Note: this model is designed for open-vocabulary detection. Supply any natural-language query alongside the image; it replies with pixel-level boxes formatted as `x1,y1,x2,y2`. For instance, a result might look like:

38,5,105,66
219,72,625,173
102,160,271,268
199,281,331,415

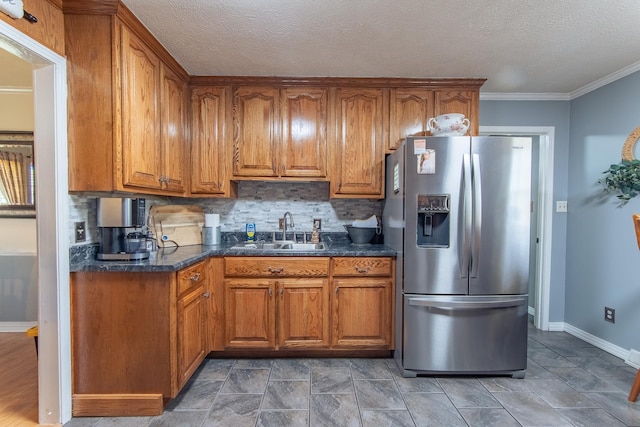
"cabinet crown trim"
190,76,486,89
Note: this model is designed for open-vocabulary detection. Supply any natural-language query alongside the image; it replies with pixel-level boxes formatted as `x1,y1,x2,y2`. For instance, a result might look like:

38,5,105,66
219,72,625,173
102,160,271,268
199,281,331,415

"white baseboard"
0,321,37,332
547,321,565,332
559,322,631,364
625,349,640,369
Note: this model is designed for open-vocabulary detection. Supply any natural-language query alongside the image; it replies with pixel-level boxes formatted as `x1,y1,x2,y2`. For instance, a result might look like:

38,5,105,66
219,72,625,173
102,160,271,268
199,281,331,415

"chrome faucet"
282,211,294,241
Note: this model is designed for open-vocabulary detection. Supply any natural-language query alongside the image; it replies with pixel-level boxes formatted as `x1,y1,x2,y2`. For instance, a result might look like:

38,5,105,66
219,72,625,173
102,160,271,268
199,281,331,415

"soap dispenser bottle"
246,220,256,242
310,224,320,243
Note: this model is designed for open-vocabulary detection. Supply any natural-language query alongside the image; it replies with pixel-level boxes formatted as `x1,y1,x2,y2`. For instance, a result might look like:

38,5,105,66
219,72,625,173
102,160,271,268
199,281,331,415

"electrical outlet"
605,306,615,323
75,221,86,242
313,218,322,230
556,200,568,212
279,218,284,230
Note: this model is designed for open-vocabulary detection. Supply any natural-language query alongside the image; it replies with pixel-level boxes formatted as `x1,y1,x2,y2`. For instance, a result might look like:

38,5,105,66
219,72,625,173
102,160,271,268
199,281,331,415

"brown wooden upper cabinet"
389,88,479,151
434,89,479,135
330,88,386,199
232,87,328,180
65,6,189,196
65,2,483,199
190,86,236,197
120,28,188,194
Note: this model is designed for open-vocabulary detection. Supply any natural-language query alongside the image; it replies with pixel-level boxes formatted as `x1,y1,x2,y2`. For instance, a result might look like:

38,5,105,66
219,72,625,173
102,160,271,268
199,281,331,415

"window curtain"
0,150,29,205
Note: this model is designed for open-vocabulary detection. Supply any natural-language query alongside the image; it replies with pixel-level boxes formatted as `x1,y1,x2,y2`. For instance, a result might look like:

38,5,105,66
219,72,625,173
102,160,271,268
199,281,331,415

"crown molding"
569,59,640,99
480,92,570,101
481,60,640,102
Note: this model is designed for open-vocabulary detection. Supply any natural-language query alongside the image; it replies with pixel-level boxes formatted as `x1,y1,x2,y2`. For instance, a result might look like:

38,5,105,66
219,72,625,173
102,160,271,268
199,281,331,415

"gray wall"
0,255,37,322
567,71,640,352
480,100,571,323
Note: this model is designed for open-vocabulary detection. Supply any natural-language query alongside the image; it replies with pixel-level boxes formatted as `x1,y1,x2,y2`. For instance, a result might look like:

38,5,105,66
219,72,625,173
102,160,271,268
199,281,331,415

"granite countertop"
70,233,396,273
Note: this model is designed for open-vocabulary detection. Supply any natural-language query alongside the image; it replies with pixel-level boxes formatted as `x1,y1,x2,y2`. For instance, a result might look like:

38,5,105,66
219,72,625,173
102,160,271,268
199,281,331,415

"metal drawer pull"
268,267,284,274
355,266,371,274
202,291,210,299
189,272,201,281
408,297,525,309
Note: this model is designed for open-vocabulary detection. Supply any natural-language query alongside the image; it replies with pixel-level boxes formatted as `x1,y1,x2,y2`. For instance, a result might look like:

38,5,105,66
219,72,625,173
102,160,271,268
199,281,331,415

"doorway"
0,20,71,425
480,126,555,331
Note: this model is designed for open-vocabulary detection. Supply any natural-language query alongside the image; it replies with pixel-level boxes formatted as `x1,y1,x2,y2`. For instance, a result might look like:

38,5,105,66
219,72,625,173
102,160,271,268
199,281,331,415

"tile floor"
64,323,640,427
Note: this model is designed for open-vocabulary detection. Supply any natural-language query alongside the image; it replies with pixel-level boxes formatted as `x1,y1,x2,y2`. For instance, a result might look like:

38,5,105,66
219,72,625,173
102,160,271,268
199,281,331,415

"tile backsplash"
69,181,384,246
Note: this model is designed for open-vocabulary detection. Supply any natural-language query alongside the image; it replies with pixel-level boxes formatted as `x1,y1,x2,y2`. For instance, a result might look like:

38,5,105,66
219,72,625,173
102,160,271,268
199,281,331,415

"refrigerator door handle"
460,154,472,278
470,153,482,278
407,297,526,309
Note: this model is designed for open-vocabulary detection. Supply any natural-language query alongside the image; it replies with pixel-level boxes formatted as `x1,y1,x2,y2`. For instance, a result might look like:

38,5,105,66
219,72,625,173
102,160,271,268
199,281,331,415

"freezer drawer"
402,295,527,375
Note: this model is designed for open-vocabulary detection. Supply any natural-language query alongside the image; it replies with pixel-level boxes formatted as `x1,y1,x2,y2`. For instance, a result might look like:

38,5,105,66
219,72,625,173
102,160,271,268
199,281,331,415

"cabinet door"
232,87,279,177
389,89,434,151
331,88,385,198
280,87,328,178
120,25,162,190
177,285,207,390
191,86,229,194
224,279,276,349
277,278,330,349
160,63,187,194
332,278,392,348
434,89,479,135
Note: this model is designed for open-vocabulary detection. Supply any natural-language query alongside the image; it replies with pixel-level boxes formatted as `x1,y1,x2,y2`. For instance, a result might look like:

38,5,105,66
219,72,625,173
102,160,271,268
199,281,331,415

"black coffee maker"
96,197,149,261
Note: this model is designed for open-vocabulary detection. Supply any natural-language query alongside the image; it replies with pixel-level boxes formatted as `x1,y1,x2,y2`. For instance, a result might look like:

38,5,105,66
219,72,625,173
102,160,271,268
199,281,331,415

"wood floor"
0,332,39,426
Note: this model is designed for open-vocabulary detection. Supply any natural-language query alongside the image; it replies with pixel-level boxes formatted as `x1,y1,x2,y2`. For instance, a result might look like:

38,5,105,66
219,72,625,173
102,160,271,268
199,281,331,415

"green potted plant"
599,158,640,205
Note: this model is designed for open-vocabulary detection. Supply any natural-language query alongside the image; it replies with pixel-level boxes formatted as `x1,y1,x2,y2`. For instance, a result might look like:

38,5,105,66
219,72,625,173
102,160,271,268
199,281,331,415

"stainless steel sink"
230,241,327,251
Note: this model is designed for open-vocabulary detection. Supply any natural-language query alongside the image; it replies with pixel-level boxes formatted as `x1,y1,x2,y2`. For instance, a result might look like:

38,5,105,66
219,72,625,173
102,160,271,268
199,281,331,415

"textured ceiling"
119,0,640,96
1,2,639,96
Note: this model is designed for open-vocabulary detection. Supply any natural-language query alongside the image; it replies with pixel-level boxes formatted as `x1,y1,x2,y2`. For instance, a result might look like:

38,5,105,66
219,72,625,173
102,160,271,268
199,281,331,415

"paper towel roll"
205,213,219,228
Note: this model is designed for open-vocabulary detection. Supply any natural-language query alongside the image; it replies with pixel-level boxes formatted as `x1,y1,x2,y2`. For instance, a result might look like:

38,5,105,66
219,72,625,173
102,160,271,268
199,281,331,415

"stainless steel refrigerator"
383,136,531,378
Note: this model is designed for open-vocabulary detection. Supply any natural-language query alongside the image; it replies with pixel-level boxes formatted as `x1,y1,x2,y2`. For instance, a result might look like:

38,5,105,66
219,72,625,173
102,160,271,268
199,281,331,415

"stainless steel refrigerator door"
469,137,532,295
403,136,470,295
402,294,528,374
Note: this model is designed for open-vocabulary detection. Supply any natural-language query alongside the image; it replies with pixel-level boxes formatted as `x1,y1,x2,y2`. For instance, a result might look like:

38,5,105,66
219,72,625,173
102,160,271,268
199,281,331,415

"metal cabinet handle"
279,288,284,296
268,267,284,274
335,287,339,294
202,291,210,299
189,272,201,281
355,266,371,274
268,288,273,296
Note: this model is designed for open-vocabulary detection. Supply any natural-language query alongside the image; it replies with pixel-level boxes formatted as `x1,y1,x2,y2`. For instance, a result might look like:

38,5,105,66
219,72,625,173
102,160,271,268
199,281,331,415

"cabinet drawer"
332,257,392,277
225,257,329,277
177,260,207,295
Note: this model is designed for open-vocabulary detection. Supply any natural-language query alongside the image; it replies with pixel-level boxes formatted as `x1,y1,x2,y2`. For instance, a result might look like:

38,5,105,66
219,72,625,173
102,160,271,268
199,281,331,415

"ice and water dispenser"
416,194,450,247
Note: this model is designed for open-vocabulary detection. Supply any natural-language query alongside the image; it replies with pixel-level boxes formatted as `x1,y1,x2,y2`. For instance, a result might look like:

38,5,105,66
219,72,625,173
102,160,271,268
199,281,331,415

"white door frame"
0,21,71,425
480,126,555,331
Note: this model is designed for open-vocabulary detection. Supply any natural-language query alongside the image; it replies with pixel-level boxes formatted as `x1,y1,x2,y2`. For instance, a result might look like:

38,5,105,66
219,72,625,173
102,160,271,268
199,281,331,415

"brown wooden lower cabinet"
224,278,277,349
69,255,393,416
278,278,330,349
70,260,210,416
331,277,392,348
222,257,331,350
219,256,393,352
